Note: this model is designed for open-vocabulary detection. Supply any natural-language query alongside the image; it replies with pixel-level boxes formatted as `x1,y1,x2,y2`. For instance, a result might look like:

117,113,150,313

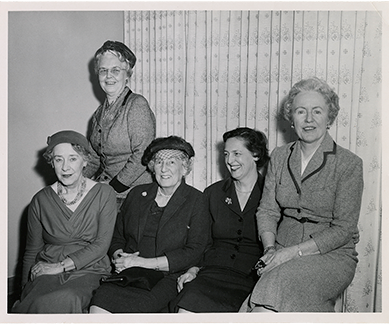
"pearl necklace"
57,177,86,205
157,187,174,198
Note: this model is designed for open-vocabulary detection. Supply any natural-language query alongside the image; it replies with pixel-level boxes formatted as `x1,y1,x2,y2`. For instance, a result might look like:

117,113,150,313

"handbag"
100,267,164,291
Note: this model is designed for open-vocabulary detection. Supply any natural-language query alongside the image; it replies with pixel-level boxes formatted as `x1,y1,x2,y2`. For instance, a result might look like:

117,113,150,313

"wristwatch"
60,261,66,272
297,245,303,257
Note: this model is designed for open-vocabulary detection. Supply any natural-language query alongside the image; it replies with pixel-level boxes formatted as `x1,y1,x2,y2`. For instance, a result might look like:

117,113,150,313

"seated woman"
240,78,364,312
169,127,270,313
89,136,211,313
12,130,117,313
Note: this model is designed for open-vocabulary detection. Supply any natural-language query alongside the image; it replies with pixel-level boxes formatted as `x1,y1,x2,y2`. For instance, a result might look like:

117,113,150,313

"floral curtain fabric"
124,10,381,312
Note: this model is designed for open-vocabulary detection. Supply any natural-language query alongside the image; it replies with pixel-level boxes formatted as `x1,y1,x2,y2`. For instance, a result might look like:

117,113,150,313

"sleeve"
114,95,156,189
21,198,45,286
83,113,101,179
66,187,117,269
108,194,133,257
256,148,283,239
310,156,364,254
197,186,215,266
164,193,211,273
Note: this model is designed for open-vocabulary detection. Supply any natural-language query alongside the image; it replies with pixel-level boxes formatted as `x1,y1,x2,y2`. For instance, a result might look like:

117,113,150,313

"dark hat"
142,136,195,166
46,130,89,153
96,40,136,69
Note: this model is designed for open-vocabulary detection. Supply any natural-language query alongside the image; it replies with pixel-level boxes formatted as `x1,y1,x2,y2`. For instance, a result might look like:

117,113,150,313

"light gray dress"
240,133,363,312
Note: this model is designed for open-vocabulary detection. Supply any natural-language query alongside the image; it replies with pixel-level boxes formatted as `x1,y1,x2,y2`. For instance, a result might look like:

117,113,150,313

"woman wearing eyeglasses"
84,40,156,210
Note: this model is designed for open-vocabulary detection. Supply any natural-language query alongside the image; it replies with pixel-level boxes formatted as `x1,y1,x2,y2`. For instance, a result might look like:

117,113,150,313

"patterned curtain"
124,10,381,312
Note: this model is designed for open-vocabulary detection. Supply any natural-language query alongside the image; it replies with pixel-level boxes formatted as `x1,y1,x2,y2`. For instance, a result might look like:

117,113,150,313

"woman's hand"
111,249,124,262
30,261,63,281
352,231,360,244
177,267,200,292
256,246,297,277
112,251,141,273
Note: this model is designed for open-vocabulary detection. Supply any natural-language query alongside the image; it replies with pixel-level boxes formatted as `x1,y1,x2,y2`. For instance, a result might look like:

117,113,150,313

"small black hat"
96,40,137,69
142,136,195,166
46,130,89,153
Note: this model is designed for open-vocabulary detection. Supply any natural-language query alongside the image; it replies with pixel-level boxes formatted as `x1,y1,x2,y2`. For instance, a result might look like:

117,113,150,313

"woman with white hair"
90,136,211,313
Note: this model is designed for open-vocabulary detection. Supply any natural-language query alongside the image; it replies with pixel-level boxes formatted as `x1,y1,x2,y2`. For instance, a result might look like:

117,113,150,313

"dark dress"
90,181,211,313
12,184,117,313
169,174,264,312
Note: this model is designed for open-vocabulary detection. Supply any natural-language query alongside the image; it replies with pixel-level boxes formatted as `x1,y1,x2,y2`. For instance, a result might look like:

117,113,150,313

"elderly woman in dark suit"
240,78,364,312
89,136,210,313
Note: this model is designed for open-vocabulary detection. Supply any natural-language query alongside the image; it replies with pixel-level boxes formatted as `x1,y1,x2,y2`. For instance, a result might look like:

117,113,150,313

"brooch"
142,191,147,197
225,197,232,205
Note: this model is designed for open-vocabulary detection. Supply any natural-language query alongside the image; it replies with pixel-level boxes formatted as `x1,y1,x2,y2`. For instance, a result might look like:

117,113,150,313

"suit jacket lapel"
287,142,302,195
243,174,264,214
158,181,188,233
137,183,158,242
301,133,337,183
220,178,243,216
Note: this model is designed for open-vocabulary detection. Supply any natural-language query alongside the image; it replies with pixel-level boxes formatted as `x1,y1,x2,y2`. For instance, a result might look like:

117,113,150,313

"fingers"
177,275,186,292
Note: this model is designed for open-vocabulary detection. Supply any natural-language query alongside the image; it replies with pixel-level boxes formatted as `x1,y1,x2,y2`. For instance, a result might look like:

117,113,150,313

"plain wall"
8,11,124,280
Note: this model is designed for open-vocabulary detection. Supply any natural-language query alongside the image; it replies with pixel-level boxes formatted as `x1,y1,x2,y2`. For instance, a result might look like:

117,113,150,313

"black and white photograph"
2,1,387,322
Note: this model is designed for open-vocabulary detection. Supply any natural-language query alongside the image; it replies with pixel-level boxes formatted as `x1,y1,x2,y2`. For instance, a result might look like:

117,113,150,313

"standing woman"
169,127,269,312
84,40,156,209
240,78,364,312
89,136,210,313
12,131,117,313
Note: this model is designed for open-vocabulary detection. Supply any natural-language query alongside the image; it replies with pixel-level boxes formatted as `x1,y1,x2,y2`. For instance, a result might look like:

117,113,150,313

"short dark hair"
223,127,269,169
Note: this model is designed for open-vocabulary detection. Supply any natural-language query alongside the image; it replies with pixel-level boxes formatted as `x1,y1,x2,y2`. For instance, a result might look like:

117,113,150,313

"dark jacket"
109,180,211,273
201,174,265,275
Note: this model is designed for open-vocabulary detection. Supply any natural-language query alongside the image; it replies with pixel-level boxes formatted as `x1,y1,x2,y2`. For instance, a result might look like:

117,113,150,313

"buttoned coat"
109,180,211,274
244,132,364,312
168,175,265,312
201,175,264,274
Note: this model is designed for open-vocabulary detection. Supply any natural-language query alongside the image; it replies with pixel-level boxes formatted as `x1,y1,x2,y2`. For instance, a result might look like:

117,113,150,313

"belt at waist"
285,215,319,224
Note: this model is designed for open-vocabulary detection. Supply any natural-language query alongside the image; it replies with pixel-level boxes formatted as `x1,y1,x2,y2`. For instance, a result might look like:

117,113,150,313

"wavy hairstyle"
281,77,340,126
94,40,136,79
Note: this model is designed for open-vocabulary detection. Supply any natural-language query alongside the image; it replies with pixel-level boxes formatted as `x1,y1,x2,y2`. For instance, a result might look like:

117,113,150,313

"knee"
89,305,111,313
35,288,84,312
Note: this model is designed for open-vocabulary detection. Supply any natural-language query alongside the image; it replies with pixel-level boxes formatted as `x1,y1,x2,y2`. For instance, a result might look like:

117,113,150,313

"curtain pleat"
124,10,381,312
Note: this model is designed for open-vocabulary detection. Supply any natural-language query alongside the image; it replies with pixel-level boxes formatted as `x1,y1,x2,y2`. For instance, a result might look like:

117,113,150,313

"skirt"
240,251,357,312
12,272,103,313
169,266,258,312
90,274,178,313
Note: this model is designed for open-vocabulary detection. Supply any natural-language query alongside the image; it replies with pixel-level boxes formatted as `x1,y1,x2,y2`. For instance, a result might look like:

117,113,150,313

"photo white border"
1,1,387,323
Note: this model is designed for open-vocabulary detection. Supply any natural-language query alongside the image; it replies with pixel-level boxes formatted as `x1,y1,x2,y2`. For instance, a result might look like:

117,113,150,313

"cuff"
109,177,130,193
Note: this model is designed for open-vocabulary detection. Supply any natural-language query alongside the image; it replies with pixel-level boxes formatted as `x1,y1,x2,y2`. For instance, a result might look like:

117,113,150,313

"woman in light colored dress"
240,78,364,312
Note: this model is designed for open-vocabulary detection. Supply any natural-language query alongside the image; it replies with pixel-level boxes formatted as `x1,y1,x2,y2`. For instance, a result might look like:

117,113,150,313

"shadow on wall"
87,57,105,139
10,147,56,311
10,53,107,312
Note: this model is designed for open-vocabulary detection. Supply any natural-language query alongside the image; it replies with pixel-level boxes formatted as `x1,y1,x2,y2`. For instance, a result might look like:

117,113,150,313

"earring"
326,124,330,129
291,124,294,129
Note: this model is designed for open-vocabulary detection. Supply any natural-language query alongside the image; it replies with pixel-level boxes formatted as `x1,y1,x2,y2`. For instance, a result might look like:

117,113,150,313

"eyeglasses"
98,67,126,77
